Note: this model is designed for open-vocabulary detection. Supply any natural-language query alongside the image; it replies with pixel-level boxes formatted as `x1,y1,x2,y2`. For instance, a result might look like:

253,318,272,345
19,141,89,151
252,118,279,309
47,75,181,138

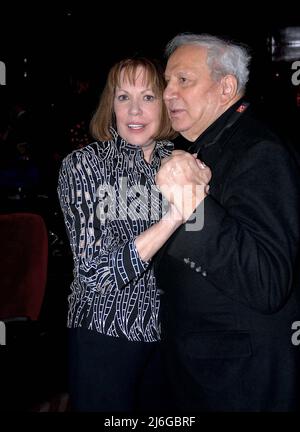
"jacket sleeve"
57,150,150,294
166,140,300,314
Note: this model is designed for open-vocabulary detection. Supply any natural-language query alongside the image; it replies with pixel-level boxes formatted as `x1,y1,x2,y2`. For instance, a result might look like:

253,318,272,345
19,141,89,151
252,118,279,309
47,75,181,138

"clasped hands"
156,150,212,222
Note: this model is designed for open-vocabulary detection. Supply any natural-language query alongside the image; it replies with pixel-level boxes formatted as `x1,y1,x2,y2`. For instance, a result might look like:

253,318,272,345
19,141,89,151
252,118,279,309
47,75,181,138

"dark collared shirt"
173,98,248,156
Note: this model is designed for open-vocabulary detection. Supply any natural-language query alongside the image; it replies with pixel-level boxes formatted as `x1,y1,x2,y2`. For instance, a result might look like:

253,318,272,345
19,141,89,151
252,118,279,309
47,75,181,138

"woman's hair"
165,33,251,95
90,57,176,141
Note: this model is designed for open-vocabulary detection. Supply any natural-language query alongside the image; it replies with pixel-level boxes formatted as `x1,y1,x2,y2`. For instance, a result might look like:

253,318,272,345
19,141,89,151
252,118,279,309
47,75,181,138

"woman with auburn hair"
57,57,186,411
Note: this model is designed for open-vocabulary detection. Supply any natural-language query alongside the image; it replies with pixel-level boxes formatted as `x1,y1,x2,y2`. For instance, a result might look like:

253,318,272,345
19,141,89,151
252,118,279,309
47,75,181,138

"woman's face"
114,66,162,150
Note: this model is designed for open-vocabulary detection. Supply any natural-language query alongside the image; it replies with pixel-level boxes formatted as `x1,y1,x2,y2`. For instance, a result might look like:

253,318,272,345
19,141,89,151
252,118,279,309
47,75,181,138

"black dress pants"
68,327,169,412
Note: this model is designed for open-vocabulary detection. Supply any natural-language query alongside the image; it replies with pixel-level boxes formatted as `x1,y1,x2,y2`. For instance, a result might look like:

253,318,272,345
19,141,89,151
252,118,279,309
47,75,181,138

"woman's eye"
144,95,155,101
117,94,128,101
179,77,188,83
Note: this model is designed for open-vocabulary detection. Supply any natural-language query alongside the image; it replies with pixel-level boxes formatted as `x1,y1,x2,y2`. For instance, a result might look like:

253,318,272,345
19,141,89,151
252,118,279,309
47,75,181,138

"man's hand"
156,150,212,221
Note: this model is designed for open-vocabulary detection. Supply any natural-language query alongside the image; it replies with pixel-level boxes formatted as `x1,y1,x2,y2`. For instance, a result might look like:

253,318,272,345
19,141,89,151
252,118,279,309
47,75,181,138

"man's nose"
163,83,176,101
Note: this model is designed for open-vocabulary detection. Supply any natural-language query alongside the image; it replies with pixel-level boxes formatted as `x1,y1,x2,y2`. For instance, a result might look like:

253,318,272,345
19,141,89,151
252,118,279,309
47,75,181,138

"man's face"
164,45,222,142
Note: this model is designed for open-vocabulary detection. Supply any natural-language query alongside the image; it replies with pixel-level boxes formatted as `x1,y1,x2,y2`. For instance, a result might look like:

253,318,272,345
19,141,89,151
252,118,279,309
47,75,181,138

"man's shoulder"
230,106,285,152
226,108,300,174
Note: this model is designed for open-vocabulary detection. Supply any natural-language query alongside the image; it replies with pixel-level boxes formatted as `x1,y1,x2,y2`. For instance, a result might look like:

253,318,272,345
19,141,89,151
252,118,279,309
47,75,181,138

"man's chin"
171,122,190,134
171,120,186,132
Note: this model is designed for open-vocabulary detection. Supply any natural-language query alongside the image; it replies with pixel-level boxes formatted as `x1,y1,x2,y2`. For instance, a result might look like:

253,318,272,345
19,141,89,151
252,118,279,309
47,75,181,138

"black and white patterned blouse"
57,129,173,342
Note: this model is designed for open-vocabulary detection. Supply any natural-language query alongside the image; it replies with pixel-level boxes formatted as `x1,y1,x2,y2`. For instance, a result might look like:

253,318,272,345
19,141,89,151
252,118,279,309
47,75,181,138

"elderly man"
155,33,300,411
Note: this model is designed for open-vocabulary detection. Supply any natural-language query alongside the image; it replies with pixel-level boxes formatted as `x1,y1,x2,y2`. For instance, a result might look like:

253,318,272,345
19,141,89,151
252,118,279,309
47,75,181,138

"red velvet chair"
0,212,48,321
0,212,49,409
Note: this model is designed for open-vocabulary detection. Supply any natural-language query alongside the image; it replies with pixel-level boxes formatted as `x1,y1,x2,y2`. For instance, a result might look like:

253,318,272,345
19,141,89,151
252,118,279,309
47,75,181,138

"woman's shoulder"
62,140,115,166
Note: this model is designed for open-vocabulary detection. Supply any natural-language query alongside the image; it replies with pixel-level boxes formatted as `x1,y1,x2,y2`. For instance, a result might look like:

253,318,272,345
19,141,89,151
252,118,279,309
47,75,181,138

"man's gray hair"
165,33,251,94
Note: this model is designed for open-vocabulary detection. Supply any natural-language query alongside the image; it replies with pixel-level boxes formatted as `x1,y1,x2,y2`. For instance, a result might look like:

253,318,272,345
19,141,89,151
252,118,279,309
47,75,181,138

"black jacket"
156,100,300,411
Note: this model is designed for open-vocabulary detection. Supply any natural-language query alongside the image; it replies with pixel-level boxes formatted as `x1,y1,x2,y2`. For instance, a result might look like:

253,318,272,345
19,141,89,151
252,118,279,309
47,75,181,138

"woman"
57,57,182,411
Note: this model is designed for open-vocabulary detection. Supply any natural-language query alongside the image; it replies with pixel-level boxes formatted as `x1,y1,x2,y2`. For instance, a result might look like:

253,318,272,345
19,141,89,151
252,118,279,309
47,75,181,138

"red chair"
0,212,48,321
0,212,49,409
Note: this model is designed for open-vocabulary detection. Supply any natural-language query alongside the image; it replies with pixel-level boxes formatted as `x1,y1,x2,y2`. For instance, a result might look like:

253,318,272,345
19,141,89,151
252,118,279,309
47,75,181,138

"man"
155,33,300,411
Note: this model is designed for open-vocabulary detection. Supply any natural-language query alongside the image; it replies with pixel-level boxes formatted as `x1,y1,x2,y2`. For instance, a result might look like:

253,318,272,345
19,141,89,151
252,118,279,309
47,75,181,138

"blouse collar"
110,128,174,165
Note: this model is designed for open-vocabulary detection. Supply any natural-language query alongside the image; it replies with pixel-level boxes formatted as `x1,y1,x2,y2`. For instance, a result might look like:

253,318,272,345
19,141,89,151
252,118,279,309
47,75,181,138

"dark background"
1,6,300,158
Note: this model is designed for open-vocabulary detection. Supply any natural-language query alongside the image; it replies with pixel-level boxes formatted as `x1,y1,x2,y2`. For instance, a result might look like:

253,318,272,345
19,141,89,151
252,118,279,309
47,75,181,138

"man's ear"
220,75,238,103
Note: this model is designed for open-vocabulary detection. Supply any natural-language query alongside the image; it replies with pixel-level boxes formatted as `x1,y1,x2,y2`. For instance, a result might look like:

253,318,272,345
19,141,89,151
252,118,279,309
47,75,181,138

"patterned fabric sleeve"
57,151,150,295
